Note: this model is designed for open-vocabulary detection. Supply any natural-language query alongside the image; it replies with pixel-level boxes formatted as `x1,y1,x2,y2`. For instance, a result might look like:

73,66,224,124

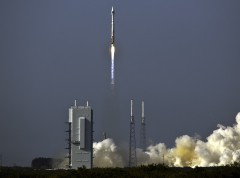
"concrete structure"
67,100,93,169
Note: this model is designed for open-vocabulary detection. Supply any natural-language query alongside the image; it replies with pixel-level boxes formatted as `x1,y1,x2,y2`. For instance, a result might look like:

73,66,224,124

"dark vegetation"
1,163,240,178
31,157,62,169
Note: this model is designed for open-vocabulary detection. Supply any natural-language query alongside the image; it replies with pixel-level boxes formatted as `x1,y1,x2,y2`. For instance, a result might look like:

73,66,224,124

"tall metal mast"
140,101,146,151
129,100,137,167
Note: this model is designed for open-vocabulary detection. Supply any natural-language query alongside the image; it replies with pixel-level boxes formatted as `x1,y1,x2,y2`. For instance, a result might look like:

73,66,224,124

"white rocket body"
111,7,115,46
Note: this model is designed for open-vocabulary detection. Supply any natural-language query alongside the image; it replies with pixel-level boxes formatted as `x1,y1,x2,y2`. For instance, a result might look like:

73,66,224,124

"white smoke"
93,113,240,167
93,138,124,167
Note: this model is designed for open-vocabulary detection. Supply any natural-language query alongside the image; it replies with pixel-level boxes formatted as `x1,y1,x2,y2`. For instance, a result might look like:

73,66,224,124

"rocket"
110,7,115,84
111,6,115,47
110,6,115,58
110,6,115,85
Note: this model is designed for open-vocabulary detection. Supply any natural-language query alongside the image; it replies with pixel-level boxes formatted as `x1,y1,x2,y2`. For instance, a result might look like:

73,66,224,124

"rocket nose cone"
111,6,114,13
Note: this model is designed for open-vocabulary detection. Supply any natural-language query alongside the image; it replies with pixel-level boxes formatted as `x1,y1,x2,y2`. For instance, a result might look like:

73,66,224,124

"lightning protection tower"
129,100,137,167
140,101,146,151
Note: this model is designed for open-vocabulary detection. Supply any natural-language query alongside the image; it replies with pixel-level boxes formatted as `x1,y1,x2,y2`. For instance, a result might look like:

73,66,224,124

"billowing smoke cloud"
93,138,124,167
93,113,240,167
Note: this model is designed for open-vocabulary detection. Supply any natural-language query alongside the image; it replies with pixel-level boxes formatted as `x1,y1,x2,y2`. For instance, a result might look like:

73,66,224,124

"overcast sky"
0,0,240,166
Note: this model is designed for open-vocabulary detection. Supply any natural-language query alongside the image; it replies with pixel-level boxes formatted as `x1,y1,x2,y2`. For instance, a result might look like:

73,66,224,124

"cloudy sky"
0,0,240,166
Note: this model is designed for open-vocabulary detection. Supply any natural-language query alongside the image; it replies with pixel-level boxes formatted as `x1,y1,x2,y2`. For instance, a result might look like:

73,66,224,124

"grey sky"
0,0,240,166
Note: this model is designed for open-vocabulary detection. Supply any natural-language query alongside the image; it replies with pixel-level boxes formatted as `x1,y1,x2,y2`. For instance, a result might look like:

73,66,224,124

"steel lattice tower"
129,100,137,167
65,122,72,168
140,101,146,151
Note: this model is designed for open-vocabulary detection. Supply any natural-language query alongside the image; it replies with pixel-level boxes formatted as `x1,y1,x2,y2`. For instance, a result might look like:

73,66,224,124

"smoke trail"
93,113,240,167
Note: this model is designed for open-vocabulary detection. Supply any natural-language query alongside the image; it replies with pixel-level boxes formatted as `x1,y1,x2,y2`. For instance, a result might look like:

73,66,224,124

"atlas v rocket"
110,6,115,85
111,6,115,50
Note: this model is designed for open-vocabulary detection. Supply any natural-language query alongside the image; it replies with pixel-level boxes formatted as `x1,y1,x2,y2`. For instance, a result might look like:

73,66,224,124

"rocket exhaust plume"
111,45,115,85
110,6,115,85
93,113,240,167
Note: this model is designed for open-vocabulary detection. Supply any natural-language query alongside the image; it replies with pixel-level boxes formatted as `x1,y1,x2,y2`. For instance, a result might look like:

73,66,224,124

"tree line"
1,162,240,178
